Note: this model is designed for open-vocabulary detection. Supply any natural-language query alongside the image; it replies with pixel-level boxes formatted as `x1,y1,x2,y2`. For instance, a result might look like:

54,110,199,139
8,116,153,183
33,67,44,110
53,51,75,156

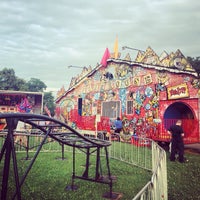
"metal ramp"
0,113,117,200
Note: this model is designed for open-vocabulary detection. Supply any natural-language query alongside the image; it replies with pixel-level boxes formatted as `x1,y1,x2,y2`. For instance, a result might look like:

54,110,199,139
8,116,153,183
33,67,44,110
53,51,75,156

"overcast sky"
0,0,199,94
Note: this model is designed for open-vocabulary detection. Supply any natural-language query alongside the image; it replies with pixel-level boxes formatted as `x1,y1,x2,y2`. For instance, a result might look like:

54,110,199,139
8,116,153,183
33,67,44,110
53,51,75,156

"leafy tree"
187,56,200,76
0,68,55,115
25,78,47,92
43,92,55,116
0,68,26,90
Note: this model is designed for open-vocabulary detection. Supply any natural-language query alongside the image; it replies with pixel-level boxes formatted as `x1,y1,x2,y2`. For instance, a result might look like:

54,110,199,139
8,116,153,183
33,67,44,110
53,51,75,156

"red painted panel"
159,99,199,144
97,116,111,132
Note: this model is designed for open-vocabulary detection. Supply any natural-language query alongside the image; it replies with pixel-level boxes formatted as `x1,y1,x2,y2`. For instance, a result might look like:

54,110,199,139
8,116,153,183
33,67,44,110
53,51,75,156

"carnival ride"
0,113,118,200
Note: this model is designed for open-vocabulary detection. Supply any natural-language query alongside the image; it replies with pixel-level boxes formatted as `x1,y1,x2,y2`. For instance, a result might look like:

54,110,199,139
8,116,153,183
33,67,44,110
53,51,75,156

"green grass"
1,151,151,200
167,150,200,200
1,147,200,200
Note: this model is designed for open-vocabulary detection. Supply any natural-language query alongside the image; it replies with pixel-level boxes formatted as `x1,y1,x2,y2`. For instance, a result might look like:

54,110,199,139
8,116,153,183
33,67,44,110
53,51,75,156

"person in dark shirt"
168,120,185,163
114,117,123,133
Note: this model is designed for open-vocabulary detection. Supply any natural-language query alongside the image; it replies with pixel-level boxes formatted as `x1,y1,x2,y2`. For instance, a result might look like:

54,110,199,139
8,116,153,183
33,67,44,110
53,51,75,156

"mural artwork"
55,46,200,144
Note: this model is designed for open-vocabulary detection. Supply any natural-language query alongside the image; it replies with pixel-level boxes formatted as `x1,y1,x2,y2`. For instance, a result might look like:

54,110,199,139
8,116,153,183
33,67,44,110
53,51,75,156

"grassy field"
167,150,200,200
1,151,151,200
1,147,200,200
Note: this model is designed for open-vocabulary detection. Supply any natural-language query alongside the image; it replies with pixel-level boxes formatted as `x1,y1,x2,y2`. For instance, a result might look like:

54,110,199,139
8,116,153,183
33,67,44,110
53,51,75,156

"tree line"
187,56,200,75
0,68,55,116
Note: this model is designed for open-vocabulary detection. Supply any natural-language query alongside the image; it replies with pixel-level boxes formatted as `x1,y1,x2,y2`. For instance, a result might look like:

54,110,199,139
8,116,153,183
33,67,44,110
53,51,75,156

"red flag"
100,48,110,67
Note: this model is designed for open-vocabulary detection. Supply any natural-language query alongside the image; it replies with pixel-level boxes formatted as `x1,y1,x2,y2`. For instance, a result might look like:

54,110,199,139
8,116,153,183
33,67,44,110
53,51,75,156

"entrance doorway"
164,101,199,143
164,102,194,120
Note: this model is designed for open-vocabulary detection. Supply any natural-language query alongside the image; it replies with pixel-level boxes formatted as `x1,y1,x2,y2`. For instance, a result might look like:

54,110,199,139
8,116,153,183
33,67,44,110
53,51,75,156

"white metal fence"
131,140,167,200
0,130,168,200
98,132,168,200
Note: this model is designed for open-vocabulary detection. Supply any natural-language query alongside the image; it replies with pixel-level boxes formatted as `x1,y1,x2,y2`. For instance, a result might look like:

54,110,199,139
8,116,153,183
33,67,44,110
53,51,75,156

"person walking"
114,117,123,133
167,120,185,163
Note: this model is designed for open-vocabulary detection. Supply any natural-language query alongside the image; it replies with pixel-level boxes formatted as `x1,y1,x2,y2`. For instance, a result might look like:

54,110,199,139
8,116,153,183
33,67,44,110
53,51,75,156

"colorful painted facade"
0,90,44,130
0,90,44,114
55,47,200,144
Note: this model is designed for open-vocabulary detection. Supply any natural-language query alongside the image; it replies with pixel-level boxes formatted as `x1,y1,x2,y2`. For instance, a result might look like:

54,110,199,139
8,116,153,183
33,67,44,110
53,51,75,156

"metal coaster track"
0,113,116,200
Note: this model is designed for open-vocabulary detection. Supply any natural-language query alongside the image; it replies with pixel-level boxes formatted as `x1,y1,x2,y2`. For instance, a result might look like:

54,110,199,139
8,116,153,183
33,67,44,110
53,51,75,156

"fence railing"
131,141,167,200
0,130,168,200
93,132,168,200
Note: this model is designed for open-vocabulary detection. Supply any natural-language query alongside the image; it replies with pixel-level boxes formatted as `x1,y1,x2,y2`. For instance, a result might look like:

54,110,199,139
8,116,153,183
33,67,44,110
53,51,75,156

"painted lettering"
169,86,186,96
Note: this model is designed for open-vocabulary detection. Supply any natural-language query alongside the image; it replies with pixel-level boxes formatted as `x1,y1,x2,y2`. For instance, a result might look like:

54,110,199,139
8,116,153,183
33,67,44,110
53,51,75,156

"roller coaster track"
0,113,116,200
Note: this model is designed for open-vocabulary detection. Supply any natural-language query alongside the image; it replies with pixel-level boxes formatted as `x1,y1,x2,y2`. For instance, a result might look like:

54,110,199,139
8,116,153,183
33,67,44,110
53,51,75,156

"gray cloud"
0,0,199,94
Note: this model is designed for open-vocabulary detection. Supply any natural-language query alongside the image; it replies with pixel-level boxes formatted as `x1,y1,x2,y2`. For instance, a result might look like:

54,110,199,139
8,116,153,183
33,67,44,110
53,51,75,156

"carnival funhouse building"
55,45,200,145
